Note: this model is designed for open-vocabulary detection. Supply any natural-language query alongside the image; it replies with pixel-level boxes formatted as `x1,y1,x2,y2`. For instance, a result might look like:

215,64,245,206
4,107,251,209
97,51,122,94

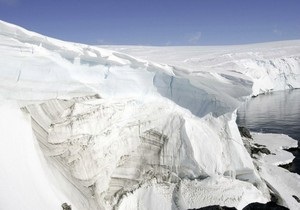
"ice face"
0,20,299,210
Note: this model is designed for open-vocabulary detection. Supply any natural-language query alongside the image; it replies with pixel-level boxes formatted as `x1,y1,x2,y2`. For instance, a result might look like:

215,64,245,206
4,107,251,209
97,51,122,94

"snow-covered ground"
0,20,299,210
251,133,300,210
103,42,300,96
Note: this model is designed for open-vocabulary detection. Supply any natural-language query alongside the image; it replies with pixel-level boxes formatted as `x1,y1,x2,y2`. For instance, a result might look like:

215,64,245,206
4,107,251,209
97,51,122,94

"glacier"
0,20,300,210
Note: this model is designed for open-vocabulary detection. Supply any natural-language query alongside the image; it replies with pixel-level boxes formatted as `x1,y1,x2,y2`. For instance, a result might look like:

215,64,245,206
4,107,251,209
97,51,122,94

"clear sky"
0,0,300,46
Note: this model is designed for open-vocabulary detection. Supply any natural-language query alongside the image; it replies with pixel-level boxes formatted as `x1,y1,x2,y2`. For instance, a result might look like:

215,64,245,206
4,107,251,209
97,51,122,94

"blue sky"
0,0,300,45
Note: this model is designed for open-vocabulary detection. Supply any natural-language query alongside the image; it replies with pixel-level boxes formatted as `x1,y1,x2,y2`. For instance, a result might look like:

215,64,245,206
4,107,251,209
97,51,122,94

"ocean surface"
237,89,300,174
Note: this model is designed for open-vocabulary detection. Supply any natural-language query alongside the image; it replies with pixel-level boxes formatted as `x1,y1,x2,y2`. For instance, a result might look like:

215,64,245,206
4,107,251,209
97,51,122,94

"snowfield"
0,20,299,210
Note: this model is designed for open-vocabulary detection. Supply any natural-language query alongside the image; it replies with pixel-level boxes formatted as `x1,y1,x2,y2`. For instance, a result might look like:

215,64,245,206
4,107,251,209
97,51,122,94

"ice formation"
0,20,300,210
250,133,300,210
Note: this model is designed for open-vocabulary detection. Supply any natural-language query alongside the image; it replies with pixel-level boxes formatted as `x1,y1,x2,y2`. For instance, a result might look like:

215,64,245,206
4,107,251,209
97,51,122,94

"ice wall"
24,96,259,209
1,20,299,209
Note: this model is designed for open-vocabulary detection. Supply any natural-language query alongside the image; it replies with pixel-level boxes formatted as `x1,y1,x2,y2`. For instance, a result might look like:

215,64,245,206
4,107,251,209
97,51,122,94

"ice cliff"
0,20,300,210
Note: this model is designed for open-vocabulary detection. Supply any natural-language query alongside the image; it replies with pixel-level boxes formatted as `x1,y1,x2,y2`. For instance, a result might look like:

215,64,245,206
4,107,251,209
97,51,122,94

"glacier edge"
0,20,300,210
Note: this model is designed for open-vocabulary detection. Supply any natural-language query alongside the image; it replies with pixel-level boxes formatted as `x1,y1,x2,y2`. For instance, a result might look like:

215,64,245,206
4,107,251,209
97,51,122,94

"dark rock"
189,206,237,210
242,201,289,210
253,143,266,147
278,162,293,171
284,146,300,153
238,126,252,139
292,195,300,203
283,146,300,175
61,203,72,210
242,137,252,155
270,190,280,204
251,146,271,155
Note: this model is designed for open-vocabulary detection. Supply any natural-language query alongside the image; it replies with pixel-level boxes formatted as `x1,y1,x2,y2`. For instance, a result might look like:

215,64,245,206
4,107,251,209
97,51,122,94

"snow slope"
0,20,300,210
0,101,89,210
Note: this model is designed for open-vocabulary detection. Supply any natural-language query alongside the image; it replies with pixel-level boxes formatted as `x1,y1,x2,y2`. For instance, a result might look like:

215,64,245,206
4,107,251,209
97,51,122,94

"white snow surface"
103,42,300,96
118,177,267,210
252,133,300,210
0,20,300,210
0,101,89,210
252,133,298,166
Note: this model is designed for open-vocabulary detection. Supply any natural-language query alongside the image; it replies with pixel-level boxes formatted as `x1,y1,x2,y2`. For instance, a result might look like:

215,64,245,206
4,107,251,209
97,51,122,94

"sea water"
237,89,300,174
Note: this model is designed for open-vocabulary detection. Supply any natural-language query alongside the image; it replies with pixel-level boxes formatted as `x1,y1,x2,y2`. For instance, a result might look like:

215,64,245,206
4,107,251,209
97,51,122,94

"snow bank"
1,20,300,210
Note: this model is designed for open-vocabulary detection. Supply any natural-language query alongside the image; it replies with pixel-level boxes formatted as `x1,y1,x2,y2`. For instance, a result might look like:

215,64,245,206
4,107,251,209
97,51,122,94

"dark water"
237,89,300,174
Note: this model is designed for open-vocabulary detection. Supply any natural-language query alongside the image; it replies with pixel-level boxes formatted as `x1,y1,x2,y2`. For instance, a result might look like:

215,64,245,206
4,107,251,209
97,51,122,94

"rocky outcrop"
61,203,72,210
238,126,252,139
292,195,300,203
190,205,237,210
242,201,288,210
250,146,271,156
190,201,289,210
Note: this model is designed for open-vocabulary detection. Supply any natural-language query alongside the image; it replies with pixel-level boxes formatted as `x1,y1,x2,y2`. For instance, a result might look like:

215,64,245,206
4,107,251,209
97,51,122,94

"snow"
252,133,300,210
103,42,300,96
118,177,268,210
0,20,300,210
23,97,261,209
0,101,89,210
252,133,298,166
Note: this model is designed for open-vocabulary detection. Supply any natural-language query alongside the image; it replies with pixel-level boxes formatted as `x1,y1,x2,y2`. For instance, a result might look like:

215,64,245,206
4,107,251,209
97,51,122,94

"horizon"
3,17,300,47
0,0,300,46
